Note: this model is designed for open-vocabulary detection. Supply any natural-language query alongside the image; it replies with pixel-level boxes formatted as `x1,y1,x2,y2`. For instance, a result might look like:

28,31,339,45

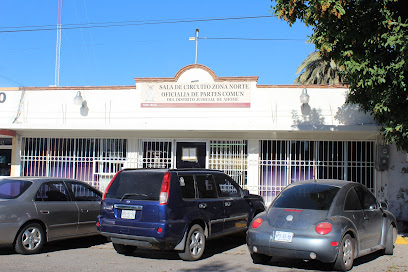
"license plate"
121,210,136,219
274,231,294,242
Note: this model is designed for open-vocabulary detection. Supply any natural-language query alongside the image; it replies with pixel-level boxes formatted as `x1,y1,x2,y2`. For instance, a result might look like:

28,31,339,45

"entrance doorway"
0,149,11,176
176,142,206,169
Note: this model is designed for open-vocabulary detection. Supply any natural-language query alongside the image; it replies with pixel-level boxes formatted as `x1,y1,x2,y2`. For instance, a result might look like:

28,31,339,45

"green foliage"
294,51,343,84
273,0,408,151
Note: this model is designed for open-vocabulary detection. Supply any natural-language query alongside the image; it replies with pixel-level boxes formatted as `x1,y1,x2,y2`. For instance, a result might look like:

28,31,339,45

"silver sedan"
0,177,102,254
246,180,398,271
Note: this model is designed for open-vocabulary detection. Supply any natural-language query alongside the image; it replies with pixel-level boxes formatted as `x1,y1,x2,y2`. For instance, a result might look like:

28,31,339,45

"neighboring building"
0,64,407,230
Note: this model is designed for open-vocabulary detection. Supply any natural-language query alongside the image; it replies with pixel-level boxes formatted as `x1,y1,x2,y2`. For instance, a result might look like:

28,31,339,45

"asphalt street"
1,235,407,272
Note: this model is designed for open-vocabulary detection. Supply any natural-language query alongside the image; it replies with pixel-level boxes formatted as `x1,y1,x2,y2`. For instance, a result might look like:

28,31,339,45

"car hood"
266,208,328,230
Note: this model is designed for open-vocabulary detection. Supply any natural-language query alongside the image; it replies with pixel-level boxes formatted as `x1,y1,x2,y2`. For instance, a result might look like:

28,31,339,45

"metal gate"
139,139,248,188
259,140,375,204
209,140,247,188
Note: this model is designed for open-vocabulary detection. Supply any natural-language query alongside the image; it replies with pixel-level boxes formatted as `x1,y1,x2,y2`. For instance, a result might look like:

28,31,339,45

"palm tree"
294,51,344,85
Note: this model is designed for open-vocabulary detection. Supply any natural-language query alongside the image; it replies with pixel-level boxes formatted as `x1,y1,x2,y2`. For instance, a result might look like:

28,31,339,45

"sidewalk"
396,234,408,245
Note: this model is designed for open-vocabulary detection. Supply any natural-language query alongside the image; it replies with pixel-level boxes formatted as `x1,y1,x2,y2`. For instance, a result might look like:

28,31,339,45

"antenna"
189,29,199,64
55,0,63,86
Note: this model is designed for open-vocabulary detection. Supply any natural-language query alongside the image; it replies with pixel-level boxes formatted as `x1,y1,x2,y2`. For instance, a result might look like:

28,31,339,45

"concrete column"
123,138,139,169
10,134,21,177
247,139,259,195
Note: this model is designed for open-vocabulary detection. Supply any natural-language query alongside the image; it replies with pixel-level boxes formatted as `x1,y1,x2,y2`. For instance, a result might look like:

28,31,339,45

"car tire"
333,234,354,271
251,252,272,264
14,223,45,255
112,243,136,255
384,225,395,255
178,224,205,261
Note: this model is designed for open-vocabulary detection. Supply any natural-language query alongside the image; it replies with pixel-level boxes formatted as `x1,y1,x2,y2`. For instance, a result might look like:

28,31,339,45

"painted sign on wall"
141,82,251,107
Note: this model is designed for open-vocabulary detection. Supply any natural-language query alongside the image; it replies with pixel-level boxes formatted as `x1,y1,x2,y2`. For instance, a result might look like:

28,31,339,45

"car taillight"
102,170,122,201
159,172,171,205
315,222,332,235
252,218,263,229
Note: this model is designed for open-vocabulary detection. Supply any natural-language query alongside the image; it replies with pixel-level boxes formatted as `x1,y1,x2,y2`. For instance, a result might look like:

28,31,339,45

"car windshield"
0,179,32,199
106,171,165,201
272,183,340,210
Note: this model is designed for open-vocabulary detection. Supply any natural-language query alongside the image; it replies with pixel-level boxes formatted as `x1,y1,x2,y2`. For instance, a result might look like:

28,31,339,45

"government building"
1,64,407,230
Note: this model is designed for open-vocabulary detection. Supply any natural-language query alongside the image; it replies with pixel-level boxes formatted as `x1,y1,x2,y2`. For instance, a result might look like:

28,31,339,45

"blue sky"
0,0,314,87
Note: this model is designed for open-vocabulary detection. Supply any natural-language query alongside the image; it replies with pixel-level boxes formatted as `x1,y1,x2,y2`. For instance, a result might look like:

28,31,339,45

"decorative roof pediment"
134,64,258,83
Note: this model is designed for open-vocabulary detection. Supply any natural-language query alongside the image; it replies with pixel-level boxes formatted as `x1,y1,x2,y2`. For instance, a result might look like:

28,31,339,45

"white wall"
378,145,408,231
0,86,377,133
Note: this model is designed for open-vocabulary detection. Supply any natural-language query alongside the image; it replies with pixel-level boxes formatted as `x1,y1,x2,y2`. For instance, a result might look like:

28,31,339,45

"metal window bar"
139,140,173,169
259,140,375,205
209,140,247,188
21,137,127,191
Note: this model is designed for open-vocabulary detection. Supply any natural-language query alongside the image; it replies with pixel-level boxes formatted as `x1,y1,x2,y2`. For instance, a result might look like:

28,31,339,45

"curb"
396,236,408,245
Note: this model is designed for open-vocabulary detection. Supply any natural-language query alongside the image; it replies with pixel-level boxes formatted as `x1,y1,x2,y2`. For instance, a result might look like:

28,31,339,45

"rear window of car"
0,179,32,199
273,183,340,210
105,171,165,201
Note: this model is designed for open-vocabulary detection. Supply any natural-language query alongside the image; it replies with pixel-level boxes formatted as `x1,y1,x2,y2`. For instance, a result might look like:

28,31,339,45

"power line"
0,73,24,86
200,37,305,41
0,15,274,34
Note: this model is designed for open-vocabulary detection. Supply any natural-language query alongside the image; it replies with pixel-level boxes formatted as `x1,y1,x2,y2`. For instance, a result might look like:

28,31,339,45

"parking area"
1,235,407,272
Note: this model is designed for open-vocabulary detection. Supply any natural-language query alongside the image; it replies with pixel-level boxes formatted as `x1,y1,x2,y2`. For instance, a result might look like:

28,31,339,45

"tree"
273,0,408,151
294,51,343,84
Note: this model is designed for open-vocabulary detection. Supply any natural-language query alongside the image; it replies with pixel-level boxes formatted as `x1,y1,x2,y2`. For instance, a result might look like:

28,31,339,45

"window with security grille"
21,137,127,190
209,140,247,189
259,140,375,205
140,140,172,169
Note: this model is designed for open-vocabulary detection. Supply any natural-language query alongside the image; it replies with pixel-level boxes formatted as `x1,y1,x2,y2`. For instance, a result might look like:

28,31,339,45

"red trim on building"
0,129,16,137
141,103,250,108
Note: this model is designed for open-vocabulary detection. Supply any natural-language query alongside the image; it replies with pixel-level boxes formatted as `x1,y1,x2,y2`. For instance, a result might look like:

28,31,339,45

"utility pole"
189,29,199,64
55,0,63,86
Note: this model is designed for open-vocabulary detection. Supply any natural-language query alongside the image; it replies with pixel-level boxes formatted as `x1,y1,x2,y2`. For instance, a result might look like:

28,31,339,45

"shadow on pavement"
0,235,109,255
250,249,383,271
122,233,247,260
42,235,109,253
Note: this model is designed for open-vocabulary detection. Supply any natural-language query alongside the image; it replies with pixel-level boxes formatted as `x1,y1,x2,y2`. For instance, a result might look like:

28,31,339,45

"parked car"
97,168,265,260
246,179,397,271
0,177,102,254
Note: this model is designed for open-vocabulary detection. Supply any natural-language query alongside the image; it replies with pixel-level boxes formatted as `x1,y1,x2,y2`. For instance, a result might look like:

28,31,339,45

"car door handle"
81,209,89,213
364,216,369,220
224,202,231,207
40,210,49,214
199,203,207,209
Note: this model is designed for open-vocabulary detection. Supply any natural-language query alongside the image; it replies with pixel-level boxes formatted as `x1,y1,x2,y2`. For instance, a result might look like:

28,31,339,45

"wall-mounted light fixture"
300,88,311,115
74,91,83,105
300,88,310,104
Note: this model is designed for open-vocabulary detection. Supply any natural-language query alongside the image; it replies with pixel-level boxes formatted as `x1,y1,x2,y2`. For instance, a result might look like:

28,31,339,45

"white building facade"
1,64,407,230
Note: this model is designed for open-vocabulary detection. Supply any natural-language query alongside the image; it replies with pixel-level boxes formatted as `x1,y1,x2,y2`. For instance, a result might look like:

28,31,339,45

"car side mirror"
242,189,250,197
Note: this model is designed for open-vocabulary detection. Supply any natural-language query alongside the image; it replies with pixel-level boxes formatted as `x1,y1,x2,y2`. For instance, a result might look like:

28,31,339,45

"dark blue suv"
97,169,264,260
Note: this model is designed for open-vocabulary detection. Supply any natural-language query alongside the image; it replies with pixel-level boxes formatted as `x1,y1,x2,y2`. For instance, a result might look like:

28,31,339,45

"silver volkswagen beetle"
246,179,397,271
0,177,102,254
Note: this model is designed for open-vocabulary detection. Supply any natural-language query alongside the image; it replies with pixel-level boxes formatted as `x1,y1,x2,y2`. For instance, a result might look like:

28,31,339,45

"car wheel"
384,225,395,255
112,243,136,255
178,224,205,261
333,234,354,271
14,223,45,255
251,252,272,264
